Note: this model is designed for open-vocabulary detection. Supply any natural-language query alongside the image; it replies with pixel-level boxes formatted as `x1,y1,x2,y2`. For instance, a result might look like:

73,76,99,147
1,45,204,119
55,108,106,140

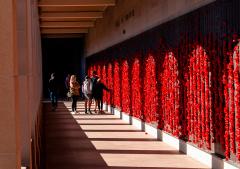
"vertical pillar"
0,0,21,168
0,0,42,168
16,0,31,166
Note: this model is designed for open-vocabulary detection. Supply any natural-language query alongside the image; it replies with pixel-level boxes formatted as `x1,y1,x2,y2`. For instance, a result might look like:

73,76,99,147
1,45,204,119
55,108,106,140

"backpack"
83,79,92,94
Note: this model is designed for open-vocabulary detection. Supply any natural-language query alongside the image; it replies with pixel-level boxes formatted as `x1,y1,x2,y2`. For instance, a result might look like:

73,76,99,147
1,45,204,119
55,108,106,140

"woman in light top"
82,76,93,114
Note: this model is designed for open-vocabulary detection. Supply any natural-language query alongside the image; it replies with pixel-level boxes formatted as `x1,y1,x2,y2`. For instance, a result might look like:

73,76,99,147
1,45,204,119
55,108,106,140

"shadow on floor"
43,102,209,169
44,102,108,169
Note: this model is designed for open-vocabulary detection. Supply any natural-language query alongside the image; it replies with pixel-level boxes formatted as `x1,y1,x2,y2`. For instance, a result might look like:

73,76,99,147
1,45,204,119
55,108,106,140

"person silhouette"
48,73,58,111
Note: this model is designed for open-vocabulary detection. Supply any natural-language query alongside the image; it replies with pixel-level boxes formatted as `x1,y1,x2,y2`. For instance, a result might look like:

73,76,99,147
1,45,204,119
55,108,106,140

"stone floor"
44,101,210,169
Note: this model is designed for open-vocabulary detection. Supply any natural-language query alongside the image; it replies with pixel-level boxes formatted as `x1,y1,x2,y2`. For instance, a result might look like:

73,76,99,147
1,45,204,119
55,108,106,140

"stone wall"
85,0,215,56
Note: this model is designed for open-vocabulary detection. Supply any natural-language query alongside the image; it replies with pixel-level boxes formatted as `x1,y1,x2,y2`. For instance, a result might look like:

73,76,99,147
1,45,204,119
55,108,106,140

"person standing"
48,73,58,111
70,75,80,113
91,71,99,112
65,74,71,100
95,78,110,113
82,76,93,114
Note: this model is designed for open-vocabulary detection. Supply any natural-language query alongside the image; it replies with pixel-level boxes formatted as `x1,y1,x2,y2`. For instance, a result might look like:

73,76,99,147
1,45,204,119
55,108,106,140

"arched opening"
88,66,92,76
224,42,240,160
101,65,107,103
144,55,158,123
161,52,180,137
93,65,97,74
131,59,142,118
113,61,121,108
107,63,113,104
233,42,240,160
187,45,211,149
121,60,130,113
97,65,101,79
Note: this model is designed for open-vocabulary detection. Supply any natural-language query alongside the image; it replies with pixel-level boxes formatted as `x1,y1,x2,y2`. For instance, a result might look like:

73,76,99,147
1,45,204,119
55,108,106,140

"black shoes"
85,109,92,114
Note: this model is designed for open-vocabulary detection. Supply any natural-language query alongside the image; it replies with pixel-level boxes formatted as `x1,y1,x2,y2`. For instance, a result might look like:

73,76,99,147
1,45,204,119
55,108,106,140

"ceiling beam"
40,21,94,28
39,6,106,12
40,12,103,19
41,28,88,34
38,0,115,7
42,34,84,38
40,18,96,22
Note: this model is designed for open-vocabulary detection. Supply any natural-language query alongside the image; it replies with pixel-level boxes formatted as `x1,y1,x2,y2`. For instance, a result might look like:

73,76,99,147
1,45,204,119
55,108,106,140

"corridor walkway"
44,101,210,169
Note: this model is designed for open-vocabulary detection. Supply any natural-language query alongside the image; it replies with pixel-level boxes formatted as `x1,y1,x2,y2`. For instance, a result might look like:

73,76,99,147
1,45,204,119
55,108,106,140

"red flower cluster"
102,66,107,102
88,66,93,77
97,65,101,79
186,46,211,149
121,60,131,113
143,55,158,123
113,61,121,108
224,43,240,160
131,59,142,118
107,64,113,104
234,44,240,160
161,52,180,137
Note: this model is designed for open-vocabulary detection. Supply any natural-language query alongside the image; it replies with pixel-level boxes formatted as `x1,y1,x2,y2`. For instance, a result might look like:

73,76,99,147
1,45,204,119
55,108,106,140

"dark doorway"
42,38,85,99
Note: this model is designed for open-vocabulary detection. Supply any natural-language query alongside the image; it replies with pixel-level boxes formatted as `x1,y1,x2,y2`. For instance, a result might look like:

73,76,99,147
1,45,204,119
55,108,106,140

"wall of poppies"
86,0,240,163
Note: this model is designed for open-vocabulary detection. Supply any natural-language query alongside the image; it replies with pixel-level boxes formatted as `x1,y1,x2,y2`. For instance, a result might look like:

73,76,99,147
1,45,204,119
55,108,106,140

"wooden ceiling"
39,0,116,38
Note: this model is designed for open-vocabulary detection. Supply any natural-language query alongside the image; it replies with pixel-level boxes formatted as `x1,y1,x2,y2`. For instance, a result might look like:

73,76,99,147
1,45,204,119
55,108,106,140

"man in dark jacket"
91,71,99,111
94,78,110,113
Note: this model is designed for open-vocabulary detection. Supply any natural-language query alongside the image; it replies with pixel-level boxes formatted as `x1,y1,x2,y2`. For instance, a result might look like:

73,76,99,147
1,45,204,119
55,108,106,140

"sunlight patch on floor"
100,153,209,168
91,141,177,150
